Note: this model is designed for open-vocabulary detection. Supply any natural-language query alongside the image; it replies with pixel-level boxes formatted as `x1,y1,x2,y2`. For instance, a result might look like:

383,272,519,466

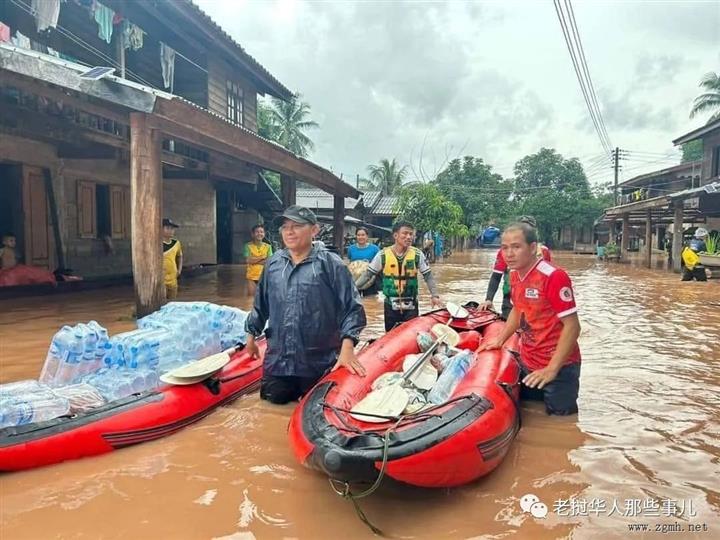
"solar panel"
78,66,115,80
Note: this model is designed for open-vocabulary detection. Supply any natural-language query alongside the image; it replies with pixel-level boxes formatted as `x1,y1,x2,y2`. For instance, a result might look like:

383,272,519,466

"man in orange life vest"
479,221,582,415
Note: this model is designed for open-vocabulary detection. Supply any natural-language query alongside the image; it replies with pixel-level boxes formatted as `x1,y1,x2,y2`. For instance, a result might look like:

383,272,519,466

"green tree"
258,93,318,157
394,184,468,237
513,148,591,198
367,158,408,195
681,140,704,162
513,148,599,244
690,72,720,123
434,156,511,228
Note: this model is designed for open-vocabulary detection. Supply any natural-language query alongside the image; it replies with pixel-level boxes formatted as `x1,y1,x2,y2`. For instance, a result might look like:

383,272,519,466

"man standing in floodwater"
355,221,442,332
479,221,581,415
481,216,552,319
244,205,367,404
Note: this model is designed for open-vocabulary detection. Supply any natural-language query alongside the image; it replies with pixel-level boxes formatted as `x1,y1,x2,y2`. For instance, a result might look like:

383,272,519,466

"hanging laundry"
112,12,123,25
11,31,32,49
160,42,175,92
122,20,144,51
94,2,114,44
31,0,61,32
0,23,11,43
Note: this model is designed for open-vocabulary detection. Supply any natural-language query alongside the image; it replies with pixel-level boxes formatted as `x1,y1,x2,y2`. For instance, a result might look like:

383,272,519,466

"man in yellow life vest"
356,221,442,331
162,218,182,299
244,224,273,295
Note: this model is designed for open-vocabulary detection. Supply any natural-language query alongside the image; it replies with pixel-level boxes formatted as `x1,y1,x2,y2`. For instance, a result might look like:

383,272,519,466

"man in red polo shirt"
481,216,552,319
479,221,581,415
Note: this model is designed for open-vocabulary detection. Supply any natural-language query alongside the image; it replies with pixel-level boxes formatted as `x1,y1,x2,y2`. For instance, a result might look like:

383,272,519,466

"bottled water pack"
3,302,250,429
0,380,71,429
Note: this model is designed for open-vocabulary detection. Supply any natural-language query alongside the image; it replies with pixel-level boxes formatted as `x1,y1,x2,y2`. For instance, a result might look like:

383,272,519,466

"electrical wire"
553,0,613,157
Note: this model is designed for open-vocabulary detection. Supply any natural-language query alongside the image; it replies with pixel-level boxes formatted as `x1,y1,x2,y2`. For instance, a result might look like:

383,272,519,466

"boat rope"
328,417,401,537
323,394,478,536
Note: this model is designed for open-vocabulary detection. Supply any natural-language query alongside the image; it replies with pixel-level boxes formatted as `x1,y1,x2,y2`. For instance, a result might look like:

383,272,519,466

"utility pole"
613,146,620,206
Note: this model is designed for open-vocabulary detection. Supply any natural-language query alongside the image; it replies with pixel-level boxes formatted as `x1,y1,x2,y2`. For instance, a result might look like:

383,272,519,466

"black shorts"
681,266,707,281
383,301,419,332
520,362,581,415
259,373,320,405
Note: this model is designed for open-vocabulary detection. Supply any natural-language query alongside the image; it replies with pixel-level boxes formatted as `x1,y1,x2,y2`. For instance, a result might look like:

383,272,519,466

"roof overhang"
0,45,358,198
673,119,720,146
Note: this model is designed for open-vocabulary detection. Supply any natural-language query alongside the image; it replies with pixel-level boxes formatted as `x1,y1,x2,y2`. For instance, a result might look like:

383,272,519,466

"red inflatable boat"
288,307,520,488
0,341,266,472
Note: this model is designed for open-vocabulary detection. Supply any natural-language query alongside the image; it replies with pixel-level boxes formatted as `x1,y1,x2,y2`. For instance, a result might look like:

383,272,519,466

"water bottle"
427,350,474,405
0,396,70,429
52,330,84,387
89,321,110,373
0,379,46,398
76,323,97,378
39,326,73,385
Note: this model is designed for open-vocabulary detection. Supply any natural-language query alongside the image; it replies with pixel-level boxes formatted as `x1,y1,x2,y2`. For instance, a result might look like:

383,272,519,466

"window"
77,180,129,239
712,145,720,178
227,80,244,126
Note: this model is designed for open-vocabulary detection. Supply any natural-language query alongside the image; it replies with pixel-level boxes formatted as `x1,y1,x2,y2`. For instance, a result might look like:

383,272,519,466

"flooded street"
1,250,719,539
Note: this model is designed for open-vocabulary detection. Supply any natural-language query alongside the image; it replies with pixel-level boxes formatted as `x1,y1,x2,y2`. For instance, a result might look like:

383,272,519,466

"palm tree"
367,158,408,195
262,93,319,157
690,72,720,123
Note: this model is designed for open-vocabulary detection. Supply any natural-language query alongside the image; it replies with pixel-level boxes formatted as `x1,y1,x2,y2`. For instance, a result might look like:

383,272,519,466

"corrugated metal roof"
372,195,399,215
620,160,701,187
296,188,360,211
179,0,292,100
359,190,382,209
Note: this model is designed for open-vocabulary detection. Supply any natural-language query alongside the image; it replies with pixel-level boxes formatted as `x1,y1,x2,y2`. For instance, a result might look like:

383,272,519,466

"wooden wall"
208,58,259,133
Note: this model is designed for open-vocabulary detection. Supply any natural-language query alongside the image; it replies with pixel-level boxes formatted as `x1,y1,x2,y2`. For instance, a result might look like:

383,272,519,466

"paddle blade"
350,385,409,423
402,355,438,391
446,302,469,320
166,351,230,379
431,324,460,347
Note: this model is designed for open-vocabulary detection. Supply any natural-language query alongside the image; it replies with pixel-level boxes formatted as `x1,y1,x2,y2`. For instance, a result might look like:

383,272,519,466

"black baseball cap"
162,218,180,228
273,205,317,228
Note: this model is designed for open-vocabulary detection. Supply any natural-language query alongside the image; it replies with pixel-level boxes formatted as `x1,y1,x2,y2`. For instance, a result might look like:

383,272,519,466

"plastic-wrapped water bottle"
427,350,474,405
0,395,71,429
76,323,97,378
52,330,84,387
89,321,111,373
39,326,73,385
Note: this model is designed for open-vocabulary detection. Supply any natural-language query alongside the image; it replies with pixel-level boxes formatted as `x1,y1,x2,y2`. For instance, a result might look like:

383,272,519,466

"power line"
565,0,613,151
553,0,613,157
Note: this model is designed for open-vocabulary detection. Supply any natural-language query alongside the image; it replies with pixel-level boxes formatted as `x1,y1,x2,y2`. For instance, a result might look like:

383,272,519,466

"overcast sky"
197,0,719,186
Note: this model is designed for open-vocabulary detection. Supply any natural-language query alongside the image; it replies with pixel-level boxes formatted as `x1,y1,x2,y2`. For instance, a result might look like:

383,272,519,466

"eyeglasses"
279,223,311,233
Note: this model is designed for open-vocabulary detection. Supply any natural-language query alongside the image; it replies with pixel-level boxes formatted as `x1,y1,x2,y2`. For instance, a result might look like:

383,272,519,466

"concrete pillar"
645,210,652,269
621,214,630,260
672,205,683,273
130,113,164,317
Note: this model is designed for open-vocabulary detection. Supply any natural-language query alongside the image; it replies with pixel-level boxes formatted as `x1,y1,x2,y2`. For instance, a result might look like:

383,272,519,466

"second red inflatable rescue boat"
288,306,521,488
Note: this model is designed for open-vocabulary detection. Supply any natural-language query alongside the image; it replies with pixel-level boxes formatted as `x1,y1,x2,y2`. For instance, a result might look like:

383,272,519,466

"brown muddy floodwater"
0,251,719,540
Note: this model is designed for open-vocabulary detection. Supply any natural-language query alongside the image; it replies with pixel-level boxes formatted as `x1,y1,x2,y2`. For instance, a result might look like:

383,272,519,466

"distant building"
597,118,720,271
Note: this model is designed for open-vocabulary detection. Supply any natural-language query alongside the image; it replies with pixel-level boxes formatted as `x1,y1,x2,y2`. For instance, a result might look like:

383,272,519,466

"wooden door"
22,167,52,269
